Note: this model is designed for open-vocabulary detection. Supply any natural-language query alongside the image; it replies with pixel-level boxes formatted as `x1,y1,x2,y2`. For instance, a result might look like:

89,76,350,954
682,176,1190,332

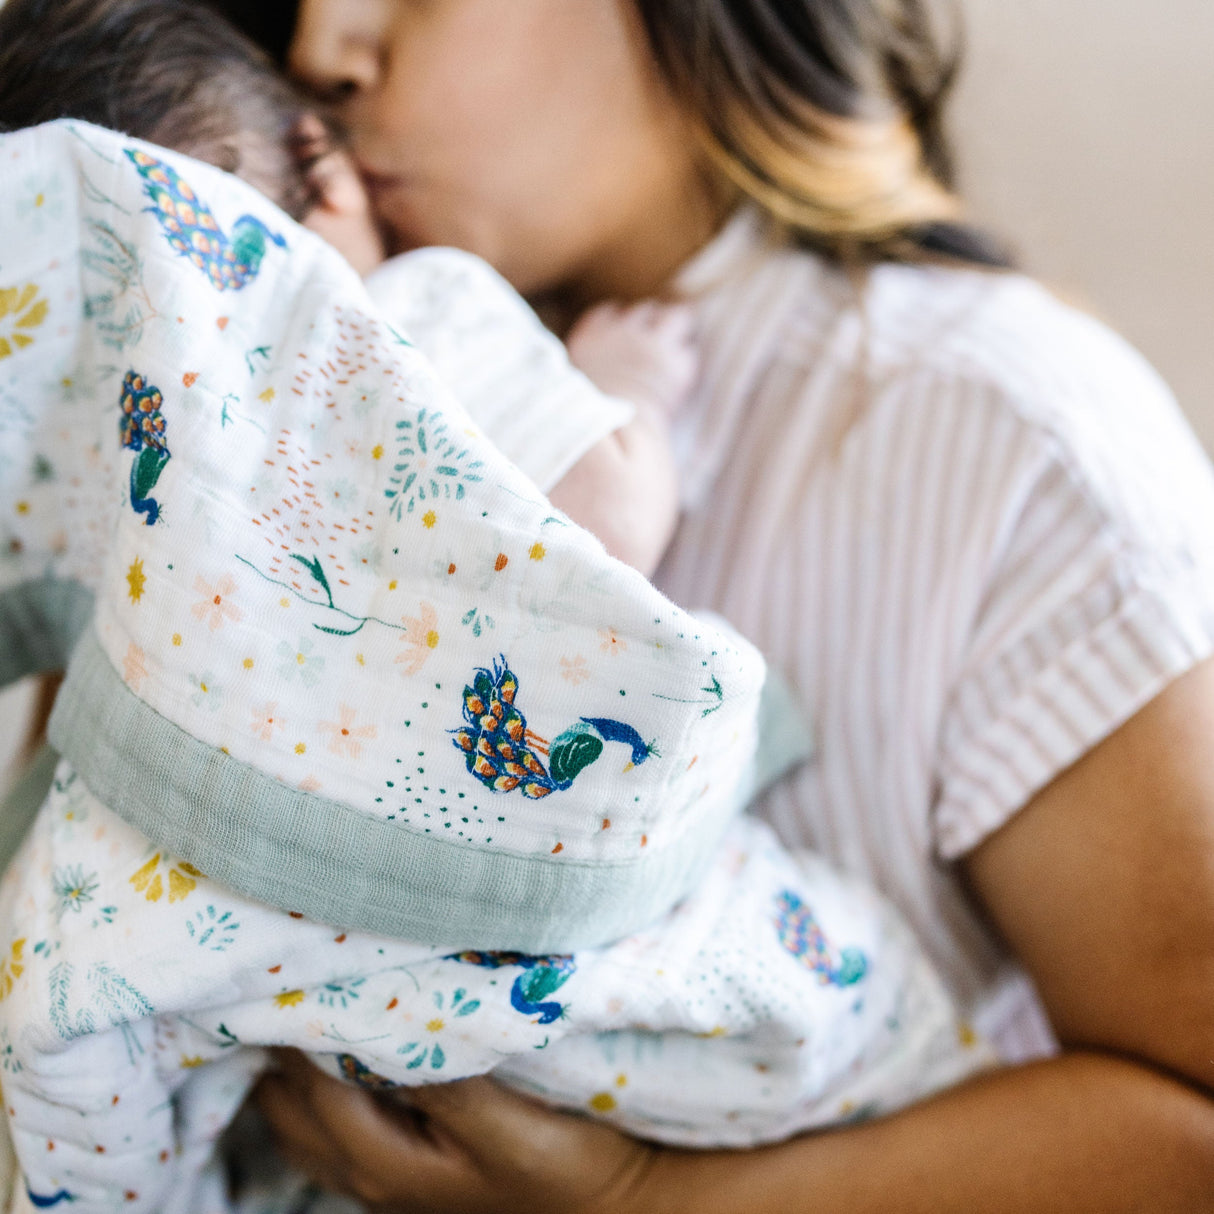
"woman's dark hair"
0,0,314,217
634,0,1011,266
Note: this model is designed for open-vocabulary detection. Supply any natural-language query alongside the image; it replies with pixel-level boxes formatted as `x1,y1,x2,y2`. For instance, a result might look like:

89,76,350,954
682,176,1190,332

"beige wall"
951,0,1214,447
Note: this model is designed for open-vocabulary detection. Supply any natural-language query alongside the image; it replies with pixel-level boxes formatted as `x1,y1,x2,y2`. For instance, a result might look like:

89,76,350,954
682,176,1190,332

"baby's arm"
364,250,695,576
550,302,695,576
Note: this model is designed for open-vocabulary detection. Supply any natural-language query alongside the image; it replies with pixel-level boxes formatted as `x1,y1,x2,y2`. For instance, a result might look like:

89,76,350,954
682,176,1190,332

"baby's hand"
566,301,699,418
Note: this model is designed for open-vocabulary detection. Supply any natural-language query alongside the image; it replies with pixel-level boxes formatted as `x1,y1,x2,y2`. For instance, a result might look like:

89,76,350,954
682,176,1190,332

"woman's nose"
289,0,381,102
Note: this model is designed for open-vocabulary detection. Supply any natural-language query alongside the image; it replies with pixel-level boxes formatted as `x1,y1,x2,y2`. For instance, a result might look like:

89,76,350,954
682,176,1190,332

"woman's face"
289,0,722,302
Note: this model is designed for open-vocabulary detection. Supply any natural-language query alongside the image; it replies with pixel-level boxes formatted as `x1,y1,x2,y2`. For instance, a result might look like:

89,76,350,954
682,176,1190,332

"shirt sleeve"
365,248,634,493
931,319,1214,860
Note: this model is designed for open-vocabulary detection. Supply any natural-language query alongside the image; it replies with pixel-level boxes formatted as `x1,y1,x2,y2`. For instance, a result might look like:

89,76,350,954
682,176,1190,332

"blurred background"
2,0,1213,776
954,0,1214,449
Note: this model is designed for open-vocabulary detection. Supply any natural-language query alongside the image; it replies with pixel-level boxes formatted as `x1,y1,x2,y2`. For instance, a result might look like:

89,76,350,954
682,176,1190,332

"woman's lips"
357,165,429,250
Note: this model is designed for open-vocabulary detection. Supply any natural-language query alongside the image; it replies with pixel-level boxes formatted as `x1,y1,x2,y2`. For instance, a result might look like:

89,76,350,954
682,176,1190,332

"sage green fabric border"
51,628,809,952
0,743,58,877
0,578,94,687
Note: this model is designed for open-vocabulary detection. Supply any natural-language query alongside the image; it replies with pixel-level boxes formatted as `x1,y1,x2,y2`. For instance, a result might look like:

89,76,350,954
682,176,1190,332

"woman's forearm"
639,1054,1214,1214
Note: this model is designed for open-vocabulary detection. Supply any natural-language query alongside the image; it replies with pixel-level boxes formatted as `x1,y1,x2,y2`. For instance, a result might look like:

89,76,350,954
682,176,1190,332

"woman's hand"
254,1050,659,1214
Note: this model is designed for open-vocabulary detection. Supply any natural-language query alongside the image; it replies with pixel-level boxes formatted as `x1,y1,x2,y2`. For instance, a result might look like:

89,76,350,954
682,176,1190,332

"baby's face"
302,147,387,276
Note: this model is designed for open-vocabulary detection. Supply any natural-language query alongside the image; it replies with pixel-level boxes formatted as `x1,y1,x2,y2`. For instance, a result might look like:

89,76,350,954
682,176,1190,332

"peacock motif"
446,950,576,1025
774,890,868,988
337,1052,399,1091
125,149,287,291
119,371,170,525
451,656,657,799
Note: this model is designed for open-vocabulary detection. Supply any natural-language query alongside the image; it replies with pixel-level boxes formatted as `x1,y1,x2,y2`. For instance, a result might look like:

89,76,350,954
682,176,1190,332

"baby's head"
0,0,384,272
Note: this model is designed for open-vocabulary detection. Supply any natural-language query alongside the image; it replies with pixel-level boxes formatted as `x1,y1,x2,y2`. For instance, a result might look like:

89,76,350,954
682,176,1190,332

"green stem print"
236,553,400,637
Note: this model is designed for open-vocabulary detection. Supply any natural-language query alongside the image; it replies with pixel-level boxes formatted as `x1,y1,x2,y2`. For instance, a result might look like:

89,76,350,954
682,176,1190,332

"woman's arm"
256,661,1214,1212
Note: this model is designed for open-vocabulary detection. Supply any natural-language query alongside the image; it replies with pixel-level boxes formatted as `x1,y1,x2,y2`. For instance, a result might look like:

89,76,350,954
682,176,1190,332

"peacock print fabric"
0,122,990,1213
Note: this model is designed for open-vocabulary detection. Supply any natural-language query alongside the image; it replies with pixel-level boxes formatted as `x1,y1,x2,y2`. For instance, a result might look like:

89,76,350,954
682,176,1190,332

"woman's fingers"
253,1054,660,1214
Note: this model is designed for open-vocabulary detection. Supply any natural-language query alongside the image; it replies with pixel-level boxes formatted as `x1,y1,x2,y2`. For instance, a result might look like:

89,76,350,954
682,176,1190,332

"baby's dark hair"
0,0,316,218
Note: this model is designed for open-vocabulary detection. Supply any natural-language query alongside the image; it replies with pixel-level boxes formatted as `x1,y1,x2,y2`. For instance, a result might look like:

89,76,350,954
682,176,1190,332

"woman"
256,1,1214,1209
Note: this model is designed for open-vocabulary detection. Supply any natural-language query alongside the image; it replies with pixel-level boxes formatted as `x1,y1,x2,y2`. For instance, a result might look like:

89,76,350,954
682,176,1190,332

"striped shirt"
657,210,1214,1060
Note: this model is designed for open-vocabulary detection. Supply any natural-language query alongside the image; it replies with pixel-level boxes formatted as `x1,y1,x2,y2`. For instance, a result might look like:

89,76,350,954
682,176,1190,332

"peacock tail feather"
125,149,287,291
119,371,170,525
774,890,868,987
451,657,655,799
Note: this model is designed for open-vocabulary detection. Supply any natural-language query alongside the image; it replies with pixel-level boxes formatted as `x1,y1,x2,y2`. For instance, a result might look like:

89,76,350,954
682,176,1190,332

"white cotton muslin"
0,122,990,1214
0,119,771,951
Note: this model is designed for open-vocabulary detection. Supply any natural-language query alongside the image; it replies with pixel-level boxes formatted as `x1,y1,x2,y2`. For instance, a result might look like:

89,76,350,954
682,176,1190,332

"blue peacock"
451,657,657,799
125,148,287,291
774,890,868,987
119,370,170,524
447,950,576,1025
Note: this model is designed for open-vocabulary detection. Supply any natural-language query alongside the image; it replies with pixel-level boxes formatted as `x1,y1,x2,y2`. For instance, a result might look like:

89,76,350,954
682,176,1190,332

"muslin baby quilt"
0,122,987,1213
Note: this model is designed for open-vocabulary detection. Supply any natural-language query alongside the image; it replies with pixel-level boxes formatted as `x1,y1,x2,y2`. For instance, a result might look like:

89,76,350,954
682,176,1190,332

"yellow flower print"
274,989,305,1008
126,557,147,604
317,704,377,759
395,601,440,676
190,573,243,631
0,283,48,360
0,939,26,1002
529,543,546,561
129,853,203,904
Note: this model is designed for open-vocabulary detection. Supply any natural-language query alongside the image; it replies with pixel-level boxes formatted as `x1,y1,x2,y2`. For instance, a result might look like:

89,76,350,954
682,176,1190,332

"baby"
0,0,693,578
0,3,989,1212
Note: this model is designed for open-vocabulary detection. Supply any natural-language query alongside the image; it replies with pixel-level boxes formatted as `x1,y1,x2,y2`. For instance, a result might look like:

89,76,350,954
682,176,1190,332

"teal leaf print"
460,607,495,637
396,986,480,1071
186,906,241,952
290,554,334,609
317,978,366,1010
385,408,483,520
52,866,98,920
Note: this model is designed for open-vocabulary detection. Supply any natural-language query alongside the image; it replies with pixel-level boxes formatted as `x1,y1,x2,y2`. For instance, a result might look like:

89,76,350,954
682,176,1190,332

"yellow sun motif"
529,543,546,561
371,444,384,460
422,510,436,529
425,1017,444,1033
294,742,306,755
0,283,49,361
243,657,254,669
274,990,305,1008
0,938,26,1002
128,854,202,904
126,557,147,603
258,387,276,403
